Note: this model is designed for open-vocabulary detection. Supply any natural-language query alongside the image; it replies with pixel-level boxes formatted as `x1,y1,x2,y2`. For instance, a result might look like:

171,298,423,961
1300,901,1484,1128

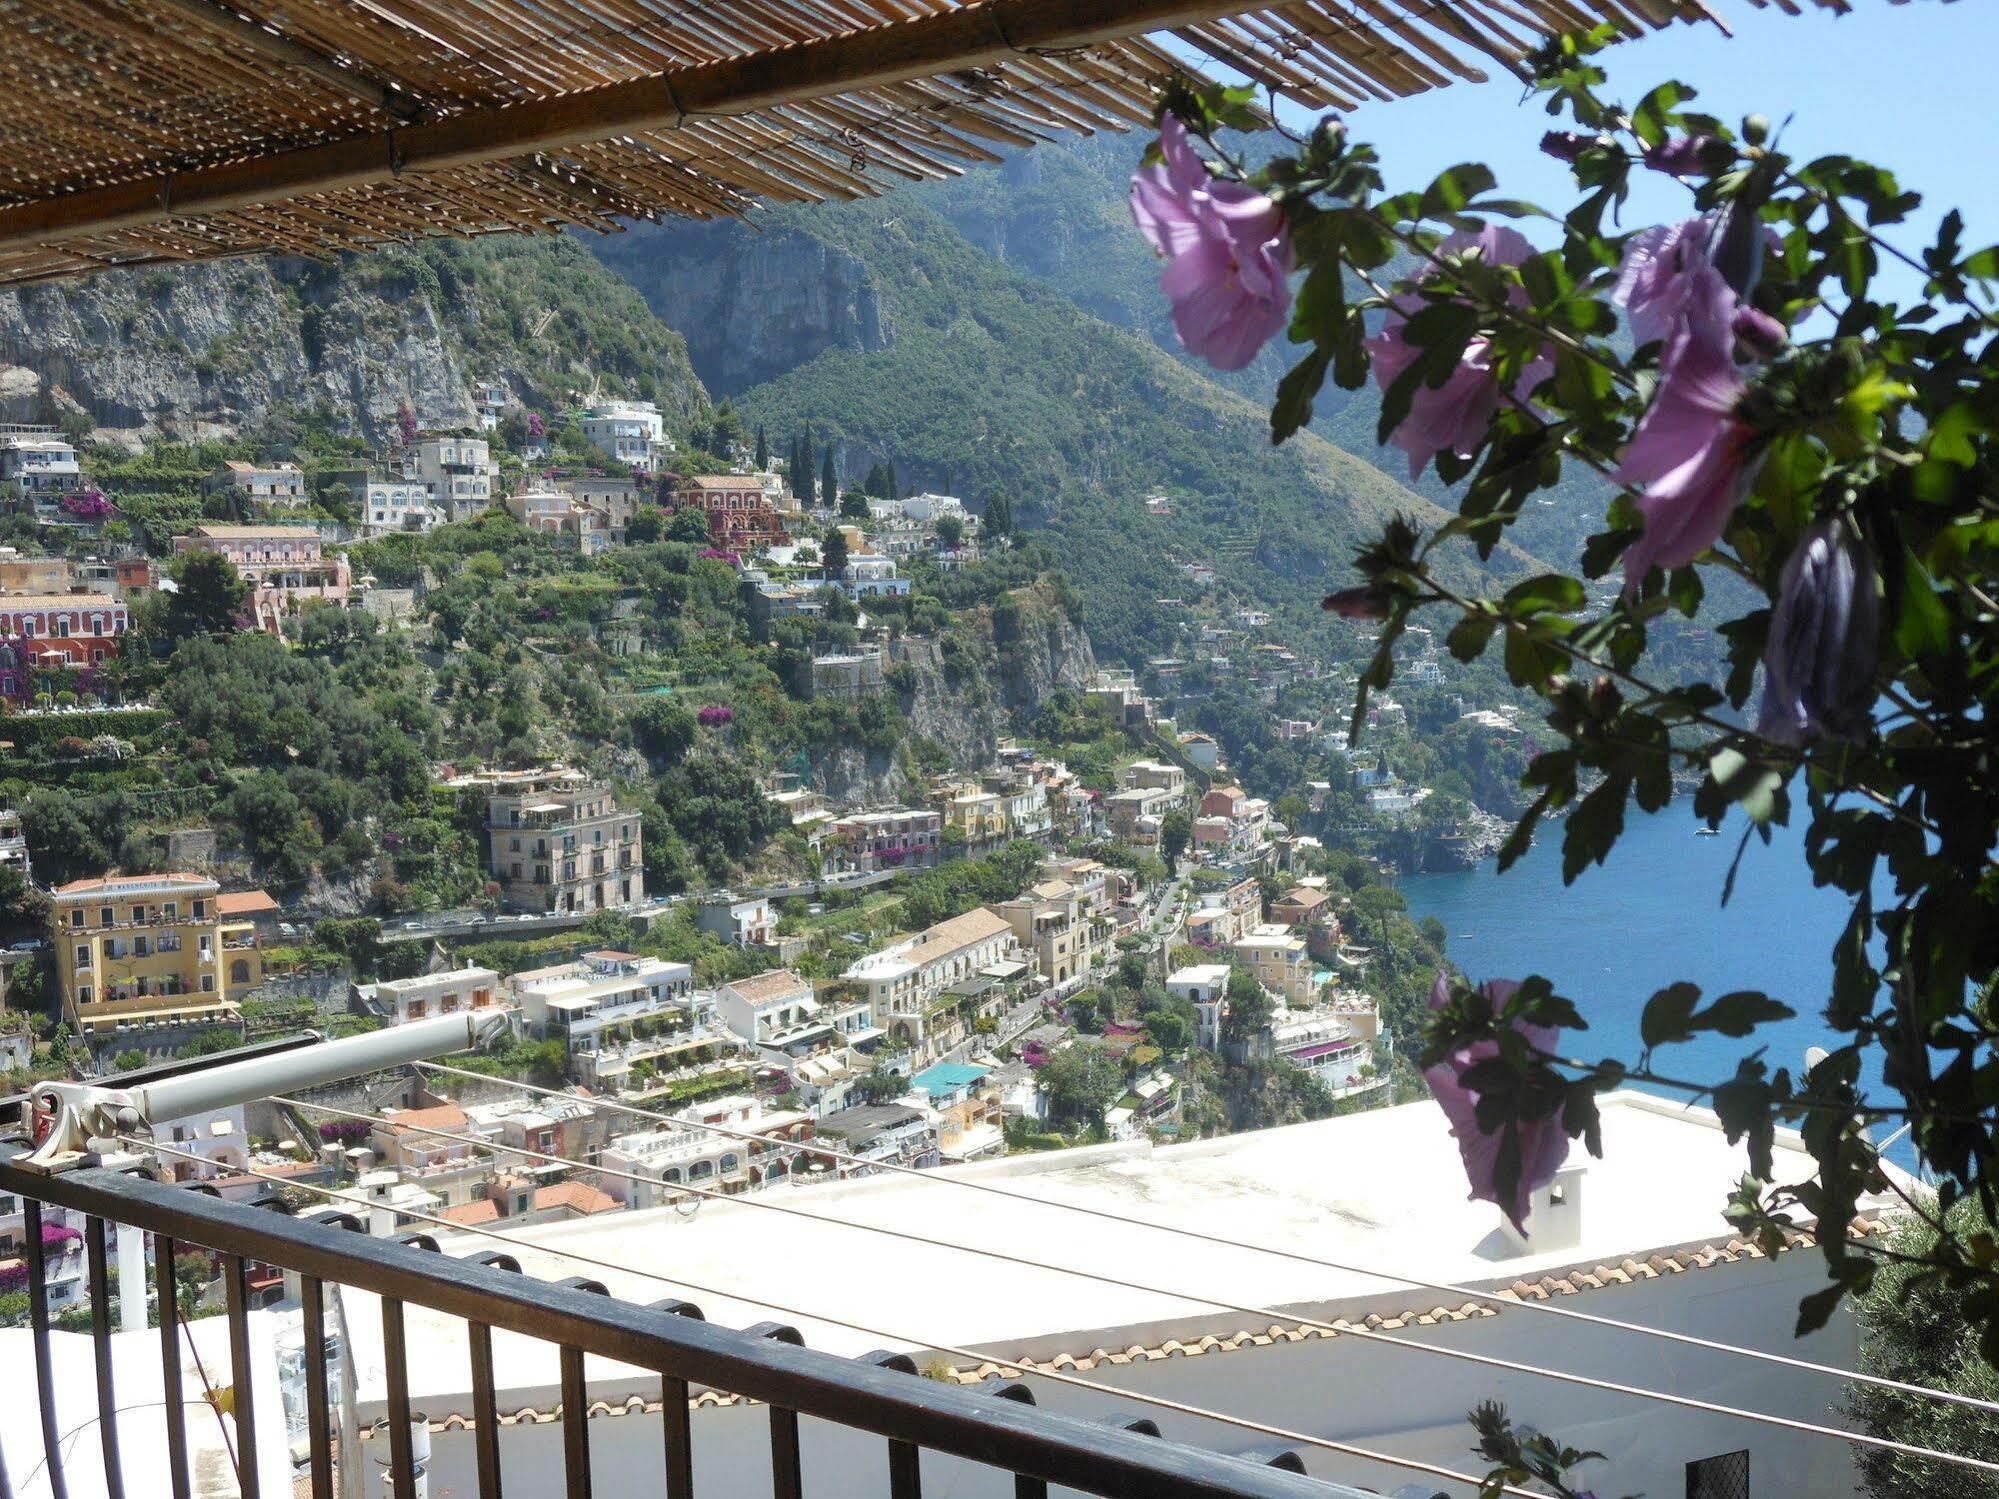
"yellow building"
50,872,265,1034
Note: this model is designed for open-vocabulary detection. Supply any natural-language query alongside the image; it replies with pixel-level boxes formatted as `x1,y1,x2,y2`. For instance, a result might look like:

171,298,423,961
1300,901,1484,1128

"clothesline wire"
278,1093,1999,1479
415,1059,1998,1418
121,1134,1534,1499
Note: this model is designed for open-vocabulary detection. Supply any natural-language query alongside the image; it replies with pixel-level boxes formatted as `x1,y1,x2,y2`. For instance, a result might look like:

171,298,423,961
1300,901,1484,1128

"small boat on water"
1696,826,1720,838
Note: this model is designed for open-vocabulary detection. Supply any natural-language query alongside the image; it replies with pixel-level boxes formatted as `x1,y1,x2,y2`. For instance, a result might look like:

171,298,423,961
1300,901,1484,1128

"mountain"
0,235,707,447
595,195,1496,670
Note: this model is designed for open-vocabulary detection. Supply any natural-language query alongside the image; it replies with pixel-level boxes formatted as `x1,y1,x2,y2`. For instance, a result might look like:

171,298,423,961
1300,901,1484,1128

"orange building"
0,591,130,701
674,474,788,550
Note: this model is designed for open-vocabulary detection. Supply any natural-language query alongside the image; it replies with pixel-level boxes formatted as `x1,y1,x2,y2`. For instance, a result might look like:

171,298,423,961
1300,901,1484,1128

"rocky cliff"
591,218,894,398
0,234,707,447
809,583,1096,805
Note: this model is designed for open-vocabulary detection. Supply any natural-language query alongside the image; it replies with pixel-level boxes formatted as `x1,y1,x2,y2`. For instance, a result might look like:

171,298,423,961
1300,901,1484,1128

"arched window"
688,1160,714,1181
720,1154,740,1174
229,958,250,984
661,1167,681,1183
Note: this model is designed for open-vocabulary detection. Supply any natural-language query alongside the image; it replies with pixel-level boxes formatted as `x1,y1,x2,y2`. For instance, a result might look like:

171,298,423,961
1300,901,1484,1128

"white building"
471,381,507,432
508,951,696,1063
406,436,496,522
356,478,441,536
370,966,501,1025
599,1096,813,1203
0,806,30,885
0,432,80,513
345,1092,1905,1499
1166,963,1232,1047
581,401,671,472
695,894,775,948
714,969,817,1048
842,908,1023,1055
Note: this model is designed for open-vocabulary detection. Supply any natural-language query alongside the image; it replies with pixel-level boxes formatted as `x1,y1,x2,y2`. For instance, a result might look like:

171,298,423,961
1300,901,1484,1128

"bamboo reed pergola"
0,0,1726,288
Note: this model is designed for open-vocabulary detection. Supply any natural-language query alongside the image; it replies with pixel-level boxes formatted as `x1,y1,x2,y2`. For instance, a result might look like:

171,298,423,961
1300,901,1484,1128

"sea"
1399,800,1918,1167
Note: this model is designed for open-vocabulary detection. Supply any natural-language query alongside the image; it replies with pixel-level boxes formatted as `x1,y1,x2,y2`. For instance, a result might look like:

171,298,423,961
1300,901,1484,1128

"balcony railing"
0,1143,1355,1499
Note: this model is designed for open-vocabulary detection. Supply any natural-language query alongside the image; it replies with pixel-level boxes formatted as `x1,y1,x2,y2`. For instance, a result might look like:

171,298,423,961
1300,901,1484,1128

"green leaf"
1962,244,1999,280
1560,775,1628,884
1707,746,1787,828
1630,81,1693,148
1290,262,1348,345
1696,990,1796,1038
1271,349,1332,446
1894,554,1950,660
1446,612,1498,662
1420,162,1497,217
1640,981,1701,1050
1794,1280,1850,1337
1501,573,1586,617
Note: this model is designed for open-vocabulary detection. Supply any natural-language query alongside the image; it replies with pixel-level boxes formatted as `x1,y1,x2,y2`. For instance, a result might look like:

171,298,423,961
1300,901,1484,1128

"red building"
0,592,129,700
674,474,788,550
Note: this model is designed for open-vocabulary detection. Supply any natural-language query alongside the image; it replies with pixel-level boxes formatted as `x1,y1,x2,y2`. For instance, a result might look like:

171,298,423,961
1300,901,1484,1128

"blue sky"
1289,1,1997,299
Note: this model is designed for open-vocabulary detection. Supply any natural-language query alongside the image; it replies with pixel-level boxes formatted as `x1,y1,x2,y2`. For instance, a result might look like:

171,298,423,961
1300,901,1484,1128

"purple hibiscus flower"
1757,517,1880,746
1130,114,1294,372
1614,259,1758,586
1613,217,1715,347
1367,224,1554,479
1422,973,1570,1233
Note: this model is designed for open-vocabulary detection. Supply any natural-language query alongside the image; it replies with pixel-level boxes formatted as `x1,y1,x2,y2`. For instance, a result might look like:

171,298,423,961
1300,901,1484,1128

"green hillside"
600,198,1491,669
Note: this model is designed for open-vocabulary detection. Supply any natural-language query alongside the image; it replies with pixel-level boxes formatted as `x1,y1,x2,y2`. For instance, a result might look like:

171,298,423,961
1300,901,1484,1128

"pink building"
174,523,351,634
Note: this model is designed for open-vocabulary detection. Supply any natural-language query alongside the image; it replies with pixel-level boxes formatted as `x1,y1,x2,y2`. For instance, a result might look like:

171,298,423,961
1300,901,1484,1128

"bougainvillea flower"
1422,973,1570,1233
1615,262,1756,586
1757,518,1880,746
1130,114,1294,372
1367,225,1551,478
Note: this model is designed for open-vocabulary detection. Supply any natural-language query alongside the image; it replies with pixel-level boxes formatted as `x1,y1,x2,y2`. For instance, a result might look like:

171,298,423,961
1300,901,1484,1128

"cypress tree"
885,460,899,500
755,424,769,471
821,446,837,508
801,429,816,507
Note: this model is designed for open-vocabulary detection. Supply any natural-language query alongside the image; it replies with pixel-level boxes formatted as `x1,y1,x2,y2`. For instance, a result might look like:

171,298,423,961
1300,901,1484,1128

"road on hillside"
378,869,899,944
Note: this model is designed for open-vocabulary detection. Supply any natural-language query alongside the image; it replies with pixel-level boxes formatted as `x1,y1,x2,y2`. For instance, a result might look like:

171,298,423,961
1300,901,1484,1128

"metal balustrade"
0,1143,1414,1499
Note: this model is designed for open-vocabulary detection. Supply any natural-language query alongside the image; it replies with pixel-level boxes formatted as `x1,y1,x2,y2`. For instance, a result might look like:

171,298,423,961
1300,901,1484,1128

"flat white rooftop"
329,1091,1891,1413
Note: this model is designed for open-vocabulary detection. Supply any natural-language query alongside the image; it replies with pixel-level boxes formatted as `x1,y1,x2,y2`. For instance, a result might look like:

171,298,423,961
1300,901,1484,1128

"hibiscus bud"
1732,303,1787,357
1322,584,1393,620
1540,131,1596,164
1756,518,1880,746
1643,134,1722,179
1709,195,1771,299
1586,674,1622,721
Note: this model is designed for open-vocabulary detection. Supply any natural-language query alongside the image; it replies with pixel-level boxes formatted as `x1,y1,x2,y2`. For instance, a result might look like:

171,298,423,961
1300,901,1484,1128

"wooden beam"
0,0,1249,251
141,0,429,122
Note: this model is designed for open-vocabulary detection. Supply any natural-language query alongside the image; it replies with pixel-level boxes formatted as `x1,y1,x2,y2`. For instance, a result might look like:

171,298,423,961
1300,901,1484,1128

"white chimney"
1497,1161,1585,1254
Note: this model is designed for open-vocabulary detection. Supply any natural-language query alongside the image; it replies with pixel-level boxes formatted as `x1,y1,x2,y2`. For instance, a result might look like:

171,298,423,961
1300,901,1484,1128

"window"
69,909,82,929
77,986,90,1004
74,944,89,969
99,906,113,927
193,900,206,920
200,975,214,992
1686,1450,1749,1499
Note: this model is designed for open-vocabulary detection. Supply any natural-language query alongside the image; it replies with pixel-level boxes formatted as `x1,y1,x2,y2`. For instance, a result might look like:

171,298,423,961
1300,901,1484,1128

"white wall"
403,1248,1863,1499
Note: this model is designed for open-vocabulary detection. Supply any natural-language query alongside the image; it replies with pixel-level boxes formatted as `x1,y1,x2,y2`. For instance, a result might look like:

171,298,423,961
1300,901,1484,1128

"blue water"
1401,802,1904,1151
